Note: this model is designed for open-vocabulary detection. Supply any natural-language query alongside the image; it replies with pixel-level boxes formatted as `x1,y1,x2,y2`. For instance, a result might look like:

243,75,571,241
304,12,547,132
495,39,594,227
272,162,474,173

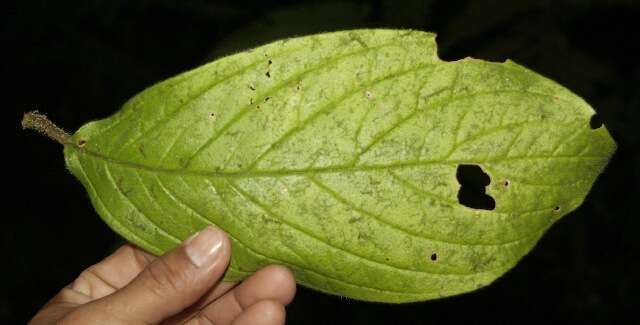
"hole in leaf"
456,164,496,210
554,206,561,212
430,253,437,261
589,114,603,129
77,139,87,147
265,71,271,78
504,179,510,187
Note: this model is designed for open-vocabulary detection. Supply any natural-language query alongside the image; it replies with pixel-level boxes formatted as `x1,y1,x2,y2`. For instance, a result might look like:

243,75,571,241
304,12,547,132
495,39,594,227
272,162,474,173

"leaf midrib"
71,144,607,179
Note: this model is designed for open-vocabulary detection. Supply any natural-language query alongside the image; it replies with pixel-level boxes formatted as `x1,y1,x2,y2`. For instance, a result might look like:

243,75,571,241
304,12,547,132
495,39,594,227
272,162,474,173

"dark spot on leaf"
504,179,510,187
357,232,371,241
590,114,603,129
554,206,561,212
348,217,362,224
456,164,496,210
116,177,132,196
260,214,280,225
209,112,215,118
248,84,256,91
264,96,272,102
148,184,158,200
138,144,146,158
268,59,273,65
349,33,369,48
178,157,189,168
77,139,87,147
430,253,437,261
265,71,271,78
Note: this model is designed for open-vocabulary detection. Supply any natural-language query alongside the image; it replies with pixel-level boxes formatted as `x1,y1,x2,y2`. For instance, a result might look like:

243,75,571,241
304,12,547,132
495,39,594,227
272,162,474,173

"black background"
5,0,639,323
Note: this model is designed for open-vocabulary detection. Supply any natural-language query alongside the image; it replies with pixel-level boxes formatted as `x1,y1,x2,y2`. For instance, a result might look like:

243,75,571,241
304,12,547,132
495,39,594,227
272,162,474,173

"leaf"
63,29,616,303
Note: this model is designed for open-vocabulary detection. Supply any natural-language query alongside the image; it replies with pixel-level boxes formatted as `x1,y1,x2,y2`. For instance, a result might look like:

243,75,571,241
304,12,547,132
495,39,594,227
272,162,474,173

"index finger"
66,244,157,300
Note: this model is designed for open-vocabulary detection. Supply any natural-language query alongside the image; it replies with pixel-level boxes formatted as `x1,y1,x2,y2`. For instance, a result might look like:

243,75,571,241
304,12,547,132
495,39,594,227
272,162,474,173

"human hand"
29,226,296,325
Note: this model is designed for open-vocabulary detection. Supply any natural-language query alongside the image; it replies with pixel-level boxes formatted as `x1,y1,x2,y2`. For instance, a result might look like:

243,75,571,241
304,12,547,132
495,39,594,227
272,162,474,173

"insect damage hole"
430,253,438,261
456,164,496,210
589,114,603,129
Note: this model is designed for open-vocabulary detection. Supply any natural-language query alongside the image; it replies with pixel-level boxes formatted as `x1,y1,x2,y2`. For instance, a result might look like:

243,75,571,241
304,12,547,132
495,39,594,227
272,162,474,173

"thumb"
83,226,230,324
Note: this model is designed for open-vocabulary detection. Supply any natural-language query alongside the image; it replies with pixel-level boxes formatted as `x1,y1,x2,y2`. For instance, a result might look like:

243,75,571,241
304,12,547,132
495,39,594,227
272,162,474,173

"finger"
78,226,230,324
188,279,239,310
230,300,286,325
30,246,156,324
228,265,296,307
161,281,238,324
195,265,295,325
88,244,156,288
186,300,285,325
65,245,155,301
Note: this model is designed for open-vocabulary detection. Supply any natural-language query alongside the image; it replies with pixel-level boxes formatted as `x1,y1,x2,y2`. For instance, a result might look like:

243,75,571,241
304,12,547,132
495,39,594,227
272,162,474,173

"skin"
29,226,297,325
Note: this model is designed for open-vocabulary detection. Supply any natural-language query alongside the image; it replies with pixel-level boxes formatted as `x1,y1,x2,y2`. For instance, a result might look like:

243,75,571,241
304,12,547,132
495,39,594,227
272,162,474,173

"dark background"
5,0,639,323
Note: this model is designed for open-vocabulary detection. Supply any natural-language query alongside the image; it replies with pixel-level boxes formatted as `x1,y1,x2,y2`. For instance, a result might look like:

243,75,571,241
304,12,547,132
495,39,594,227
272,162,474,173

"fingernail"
184,226,225,268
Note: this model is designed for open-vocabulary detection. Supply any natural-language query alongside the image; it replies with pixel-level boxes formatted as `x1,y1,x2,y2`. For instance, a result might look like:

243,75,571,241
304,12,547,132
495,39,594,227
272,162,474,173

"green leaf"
63,29,616,303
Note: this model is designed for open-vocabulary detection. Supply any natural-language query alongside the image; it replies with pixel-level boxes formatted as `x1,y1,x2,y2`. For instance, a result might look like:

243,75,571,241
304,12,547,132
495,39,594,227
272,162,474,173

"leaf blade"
64,29,616,302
